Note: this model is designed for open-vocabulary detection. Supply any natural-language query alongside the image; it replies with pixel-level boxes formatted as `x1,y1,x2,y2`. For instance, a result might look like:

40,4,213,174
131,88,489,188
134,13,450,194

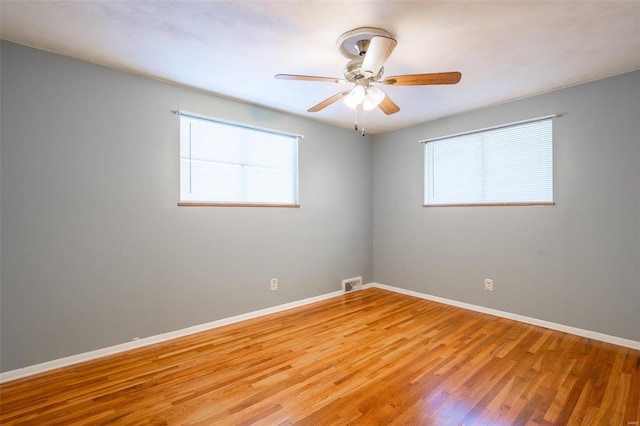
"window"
179,112,300,207
423,116,554,206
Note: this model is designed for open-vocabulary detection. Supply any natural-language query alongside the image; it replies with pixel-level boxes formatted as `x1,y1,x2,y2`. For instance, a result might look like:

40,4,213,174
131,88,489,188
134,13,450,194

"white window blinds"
179,112,299,206
424,117,554,206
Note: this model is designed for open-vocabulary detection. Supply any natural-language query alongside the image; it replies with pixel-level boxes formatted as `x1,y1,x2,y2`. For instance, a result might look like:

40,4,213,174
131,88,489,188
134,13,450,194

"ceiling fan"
275,27,462,134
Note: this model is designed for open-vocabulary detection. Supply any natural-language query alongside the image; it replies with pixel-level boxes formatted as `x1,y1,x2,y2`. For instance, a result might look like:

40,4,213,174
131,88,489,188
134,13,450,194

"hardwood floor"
1,288,638,425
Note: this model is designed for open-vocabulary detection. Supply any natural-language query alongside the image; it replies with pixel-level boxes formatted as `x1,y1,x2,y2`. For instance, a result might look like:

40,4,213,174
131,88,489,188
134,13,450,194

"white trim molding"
2,282,637,383
0,289,347,384
371,282,640,351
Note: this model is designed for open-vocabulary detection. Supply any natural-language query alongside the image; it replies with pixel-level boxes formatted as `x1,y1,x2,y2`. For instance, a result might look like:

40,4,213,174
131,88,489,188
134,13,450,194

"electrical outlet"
484,278,494,292
270,278,278,291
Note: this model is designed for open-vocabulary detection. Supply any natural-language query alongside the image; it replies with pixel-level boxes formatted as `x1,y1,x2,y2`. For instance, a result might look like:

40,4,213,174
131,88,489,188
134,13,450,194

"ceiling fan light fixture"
362,86,385,111
362,97,377,111
367,86,385,104
343,85,365,109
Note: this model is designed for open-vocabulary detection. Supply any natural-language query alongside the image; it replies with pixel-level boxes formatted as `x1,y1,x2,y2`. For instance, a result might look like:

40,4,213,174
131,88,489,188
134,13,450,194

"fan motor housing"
343,58,384,83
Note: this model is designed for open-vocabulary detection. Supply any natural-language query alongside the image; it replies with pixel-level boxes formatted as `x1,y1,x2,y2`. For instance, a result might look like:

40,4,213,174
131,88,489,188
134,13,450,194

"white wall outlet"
270,278,278,291
484,278,494,292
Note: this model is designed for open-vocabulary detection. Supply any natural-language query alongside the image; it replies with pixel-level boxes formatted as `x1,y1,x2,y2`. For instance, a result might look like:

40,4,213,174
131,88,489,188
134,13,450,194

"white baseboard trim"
0,289,348,384
3,282,637,383
371,282,640,351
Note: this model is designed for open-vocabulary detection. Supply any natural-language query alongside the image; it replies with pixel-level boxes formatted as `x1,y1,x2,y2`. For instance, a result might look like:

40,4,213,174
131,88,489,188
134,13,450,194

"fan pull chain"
353,104,366,136
354,107,358,131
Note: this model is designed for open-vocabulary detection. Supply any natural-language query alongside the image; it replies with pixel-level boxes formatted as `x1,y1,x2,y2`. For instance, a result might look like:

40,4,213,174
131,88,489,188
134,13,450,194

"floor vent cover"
342,276,363,293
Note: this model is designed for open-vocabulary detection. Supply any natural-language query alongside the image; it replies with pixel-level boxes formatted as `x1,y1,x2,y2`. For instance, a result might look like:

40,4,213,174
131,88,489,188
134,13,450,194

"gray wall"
373,71,640,342
2,40,638,373
0,42,374,371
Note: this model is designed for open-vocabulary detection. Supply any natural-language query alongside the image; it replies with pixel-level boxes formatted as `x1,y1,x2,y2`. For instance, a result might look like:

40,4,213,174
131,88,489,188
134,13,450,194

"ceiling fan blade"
380,72,462,86
275,74,347,84
378,93,400,115
361,36,397,78
307,91,350,112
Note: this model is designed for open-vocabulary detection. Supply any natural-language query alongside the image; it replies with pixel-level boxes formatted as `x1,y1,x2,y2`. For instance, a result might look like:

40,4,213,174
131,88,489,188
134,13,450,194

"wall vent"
341,276,363,293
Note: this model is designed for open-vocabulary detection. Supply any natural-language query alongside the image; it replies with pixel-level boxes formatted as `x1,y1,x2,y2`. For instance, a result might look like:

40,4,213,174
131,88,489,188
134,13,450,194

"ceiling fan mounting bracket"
336,27,392,59
355,40,370,56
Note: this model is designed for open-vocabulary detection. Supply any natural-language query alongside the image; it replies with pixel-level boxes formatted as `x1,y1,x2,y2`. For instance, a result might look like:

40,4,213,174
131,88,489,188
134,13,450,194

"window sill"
423,202,555,207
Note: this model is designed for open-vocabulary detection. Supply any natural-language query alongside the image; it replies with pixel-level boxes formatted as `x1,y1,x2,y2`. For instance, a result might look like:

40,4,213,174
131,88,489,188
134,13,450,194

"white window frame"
422,115,556,207
178,111,301,207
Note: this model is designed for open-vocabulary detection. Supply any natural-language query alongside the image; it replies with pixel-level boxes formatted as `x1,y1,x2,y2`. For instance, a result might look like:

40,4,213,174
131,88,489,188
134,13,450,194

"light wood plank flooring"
1,288,639,425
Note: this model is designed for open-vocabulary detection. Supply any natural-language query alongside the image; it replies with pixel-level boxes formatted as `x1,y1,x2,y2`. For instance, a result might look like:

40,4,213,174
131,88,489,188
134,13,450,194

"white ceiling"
1,1,639,134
